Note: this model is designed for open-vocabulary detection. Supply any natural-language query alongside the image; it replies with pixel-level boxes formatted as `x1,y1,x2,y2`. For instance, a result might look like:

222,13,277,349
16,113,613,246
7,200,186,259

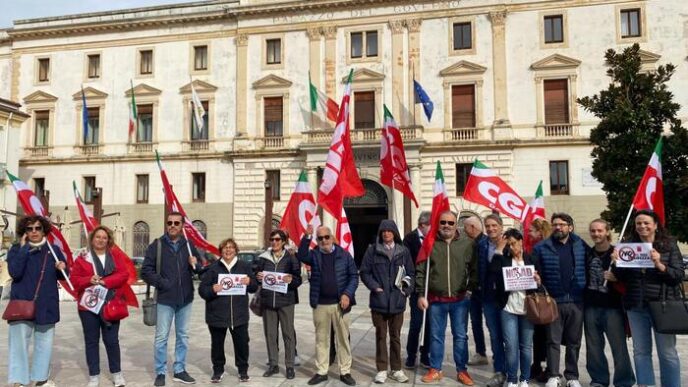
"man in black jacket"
142,212,202,387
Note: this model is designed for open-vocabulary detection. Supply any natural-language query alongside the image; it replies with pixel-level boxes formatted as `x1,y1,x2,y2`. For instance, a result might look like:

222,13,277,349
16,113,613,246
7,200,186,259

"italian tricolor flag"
523,181,545,253
309,73,338,122
416,161,450,264
631,137,664,224
280,170,317,246
128,80,137,140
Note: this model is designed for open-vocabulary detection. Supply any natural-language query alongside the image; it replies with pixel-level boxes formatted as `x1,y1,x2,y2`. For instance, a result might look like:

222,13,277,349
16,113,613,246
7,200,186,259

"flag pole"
46,241,74,291
603,203,634,286
412,63,417,129
181,223,195,258
309,71,314,131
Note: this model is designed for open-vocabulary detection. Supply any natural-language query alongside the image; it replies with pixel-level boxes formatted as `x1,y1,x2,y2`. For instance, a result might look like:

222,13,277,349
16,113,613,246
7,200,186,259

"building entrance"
344,179,388,267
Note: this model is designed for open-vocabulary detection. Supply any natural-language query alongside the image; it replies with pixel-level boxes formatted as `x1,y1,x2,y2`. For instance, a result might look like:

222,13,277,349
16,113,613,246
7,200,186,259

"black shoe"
308,374,328,385
263,366,279,377
210,371,225,383
340,373,356,386
239,373,250,382
173,371,196,384
286,367,296,379
404,357,416,369
154,374,165,386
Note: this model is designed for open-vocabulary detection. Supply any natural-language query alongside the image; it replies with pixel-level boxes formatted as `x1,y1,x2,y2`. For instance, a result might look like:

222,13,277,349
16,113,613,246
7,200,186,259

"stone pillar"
406,19,422,127
389,20,405,120
489,9,511,133
235,34,249,136
323,26,338,98
409,164,422,218
308,27,323,131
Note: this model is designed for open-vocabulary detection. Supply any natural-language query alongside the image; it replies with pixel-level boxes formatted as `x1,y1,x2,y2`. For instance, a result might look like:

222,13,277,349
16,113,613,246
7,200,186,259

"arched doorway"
344,179,388,267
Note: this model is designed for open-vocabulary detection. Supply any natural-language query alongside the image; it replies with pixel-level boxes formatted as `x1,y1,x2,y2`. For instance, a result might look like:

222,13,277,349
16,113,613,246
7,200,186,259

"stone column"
235,34,249,136
323,26,338,98
308,27,323,131
489,9,511,135
389,20,405,120
406,19,422,127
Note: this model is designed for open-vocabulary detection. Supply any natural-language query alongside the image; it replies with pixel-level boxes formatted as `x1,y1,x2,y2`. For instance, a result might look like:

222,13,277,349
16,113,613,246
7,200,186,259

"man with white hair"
461,216,489,367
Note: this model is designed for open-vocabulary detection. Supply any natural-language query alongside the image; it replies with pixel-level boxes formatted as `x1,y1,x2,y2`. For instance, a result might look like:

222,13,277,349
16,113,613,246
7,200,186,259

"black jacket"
361,220,415,314
198,259,259,329
254,249,302,309
403,228,423,262
141,236,202,307
490,251,538,310
613,238,684,310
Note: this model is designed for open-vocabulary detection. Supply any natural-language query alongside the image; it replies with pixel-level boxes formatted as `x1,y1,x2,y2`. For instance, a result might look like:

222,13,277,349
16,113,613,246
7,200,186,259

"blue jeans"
155,302,193,375
428,298,469,372
7,321,55,385
501,310,533,383
406,292,430,364
484,300,506,373
469,293,486,356
584,306,635,387
627,306,681,387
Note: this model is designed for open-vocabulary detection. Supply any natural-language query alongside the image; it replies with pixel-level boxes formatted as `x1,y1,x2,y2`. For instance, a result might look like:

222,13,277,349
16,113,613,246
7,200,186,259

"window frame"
193,45,208,71
455,163,472,196
136,174,149,204
346,28,382,63
84,176,97,204
448,16,476,56
615,4,647,44
137,48,154,77
136,103,154,143
84,107,100,145
263,96,284,137
36,57,51,84
543,15,564,44
543,78,570,125
620,8,641,38
266,170,281,201
262,34,285,70
132,221,150,257
353,90,376,129
192,172,206,203
33,178,46,200
189,42,211,74
451,84,477,129
34,110,50,147
189,100,209,141
86,53,101,79
452,22,472,51
549,160,570,195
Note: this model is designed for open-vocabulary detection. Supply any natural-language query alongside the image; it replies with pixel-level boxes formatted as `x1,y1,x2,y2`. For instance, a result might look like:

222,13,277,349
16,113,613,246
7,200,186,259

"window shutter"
354,91,375,128
452,85,476,128
544,79,569,124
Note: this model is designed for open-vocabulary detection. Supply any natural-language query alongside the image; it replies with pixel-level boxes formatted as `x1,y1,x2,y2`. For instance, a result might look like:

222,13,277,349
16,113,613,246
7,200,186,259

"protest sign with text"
217,274,247,296
502,265,538,292
262,271,289,294
615,243,654,268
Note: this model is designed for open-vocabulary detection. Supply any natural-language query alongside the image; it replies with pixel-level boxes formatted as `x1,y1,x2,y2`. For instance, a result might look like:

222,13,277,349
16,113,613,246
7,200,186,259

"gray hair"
462,216,483,232
417,211,431,225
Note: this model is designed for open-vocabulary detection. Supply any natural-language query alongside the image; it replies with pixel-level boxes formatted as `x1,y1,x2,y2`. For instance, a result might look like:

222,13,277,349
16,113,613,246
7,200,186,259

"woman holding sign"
71,225,130,387
198,238,258,383
612,209,683,387
255,229,302,380
491,229,541,387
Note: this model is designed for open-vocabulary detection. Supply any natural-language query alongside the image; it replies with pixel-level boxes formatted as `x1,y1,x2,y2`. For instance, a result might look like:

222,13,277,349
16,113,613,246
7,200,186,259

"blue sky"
1,0,197,28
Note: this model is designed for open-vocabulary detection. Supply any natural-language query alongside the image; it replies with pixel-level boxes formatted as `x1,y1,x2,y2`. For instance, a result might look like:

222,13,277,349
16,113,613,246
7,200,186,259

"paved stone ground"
1,284,686,386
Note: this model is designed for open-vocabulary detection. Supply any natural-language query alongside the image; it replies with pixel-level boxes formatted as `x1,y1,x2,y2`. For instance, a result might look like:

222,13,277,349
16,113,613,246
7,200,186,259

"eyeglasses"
166,221,182,226
552,223,569,228
269,238,282,242
317,235,331,241
439,220,456,226
26,226,43,232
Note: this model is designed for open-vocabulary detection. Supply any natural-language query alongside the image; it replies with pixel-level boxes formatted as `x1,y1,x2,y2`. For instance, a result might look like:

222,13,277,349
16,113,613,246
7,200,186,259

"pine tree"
578,44,688,242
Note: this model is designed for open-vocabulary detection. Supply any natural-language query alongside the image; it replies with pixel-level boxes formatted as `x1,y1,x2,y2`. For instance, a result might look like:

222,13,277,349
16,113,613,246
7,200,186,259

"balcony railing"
25,146,52,157
185,140,210,152
76,144,101,156
303,125,422,145
128,142,154,153
544,124,574,137
445,127,479,141
257,136,285,149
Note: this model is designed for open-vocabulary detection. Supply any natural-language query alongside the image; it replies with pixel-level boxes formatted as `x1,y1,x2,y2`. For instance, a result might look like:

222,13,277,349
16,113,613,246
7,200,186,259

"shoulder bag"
142,239,161,326
648,282,688,335
525,285,559,325
3,252,48,321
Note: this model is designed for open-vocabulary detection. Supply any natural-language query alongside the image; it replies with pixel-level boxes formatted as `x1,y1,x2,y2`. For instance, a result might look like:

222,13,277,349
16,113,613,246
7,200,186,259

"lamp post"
263,179,273,248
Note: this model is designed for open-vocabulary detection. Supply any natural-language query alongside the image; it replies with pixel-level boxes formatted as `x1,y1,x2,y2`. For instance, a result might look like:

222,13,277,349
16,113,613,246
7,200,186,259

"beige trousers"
313,303,352,375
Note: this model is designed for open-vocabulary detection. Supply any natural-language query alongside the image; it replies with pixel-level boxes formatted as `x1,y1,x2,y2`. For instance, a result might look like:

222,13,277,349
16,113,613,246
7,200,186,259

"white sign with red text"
615,243,654,268
217,274,247,296
262,271,289,294
502,265,538,291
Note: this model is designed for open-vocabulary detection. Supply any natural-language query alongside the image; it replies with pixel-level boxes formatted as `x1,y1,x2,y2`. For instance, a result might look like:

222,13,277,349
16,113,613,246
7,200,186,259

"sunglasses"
269,237,282,242
317,235,331,241
27,226,43,232
166,221,182,226
439,220,456,226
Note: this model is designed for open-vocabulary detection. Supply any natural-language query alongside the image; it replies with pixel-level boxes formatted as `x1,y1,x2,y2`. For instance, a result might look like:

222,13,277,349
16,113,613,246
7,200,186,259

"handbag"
103,293,129,322
249,286,262,317
525,285,559,325
3,253,48,321
648,283,688,335
142,239,162,327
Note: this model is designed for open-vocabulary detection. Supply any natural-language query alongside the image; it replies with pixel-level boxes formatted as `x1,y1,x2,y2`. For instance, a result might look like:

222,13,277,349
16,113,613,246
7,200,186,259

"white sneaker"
112,372,126,387
38,381,57,387
87,376,99,387
389,370,409,383
467,352,489,365
566,380,582,387
546,377,561,387
507,383,518,387
518,382,530,387
294,355,301,367
374,371,388,384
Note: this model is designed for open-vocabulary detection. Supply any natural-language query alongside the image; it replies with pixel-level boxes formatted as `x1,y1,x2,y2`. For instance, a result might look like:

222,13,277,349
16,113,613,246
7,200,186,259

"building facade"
1,0,686,258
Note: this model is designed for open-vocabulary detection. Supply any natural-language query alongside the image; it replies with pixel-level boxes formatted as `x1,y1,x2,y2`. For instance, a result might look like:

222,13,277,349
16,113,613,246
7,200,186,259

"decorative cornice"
489,9,507,26
389,20,405,34
341,68,385,83
125,83,162,98
72,86,108,101
235,34,249,47
439,60,488,76
252,74,293,89
179,79,218,94
530,53,581,71
322,26,337,40
406,18,422,33
23,90,58,104
306,27,322,41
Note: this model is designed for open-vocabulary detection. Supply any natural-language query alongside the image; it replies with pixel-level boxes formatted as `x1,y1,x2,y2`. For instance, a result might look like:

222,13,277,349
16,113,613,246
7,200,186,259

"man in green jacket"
417,211,478,385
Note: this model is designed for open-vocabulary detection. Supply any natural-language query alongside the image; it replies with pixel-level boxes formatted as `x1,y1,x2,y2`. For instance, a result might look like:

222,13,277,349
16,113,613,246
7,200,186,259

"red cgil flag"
463,159,531,223
280,170,317,246
380,104,418,207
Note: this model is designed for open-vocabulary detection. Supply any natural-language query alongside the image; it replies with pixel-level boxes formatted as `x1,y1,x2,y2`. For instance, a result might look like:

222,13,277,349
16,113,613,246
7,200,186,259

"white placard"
217,274,247,296
79,285,108,314
502,265,538,292
615,243,654,268
262,271,289,294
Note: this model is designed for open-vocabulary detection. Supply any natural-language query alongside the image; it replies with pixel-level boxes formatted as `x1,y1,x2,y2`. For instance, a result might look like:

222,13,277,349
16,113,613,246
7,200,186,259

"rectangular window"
266,39,281,65
38,58,50,82
194,45,208,70
136,174,149,203
549,160,569,195
451,84,476,128
455,163,472,196
139,50,153,75
84,176,96,204
264,97,283,137
452,22,472,50
136,104,153,142
190,100,209,140
34,110,49,146
544,79,569,124
354,91,375,129
266,170,280,200
192,172,206,202
87,54,101,78
85,107,100,145
620,9,641,38
544,15,564,43
34,178,46,200
350,31,378,59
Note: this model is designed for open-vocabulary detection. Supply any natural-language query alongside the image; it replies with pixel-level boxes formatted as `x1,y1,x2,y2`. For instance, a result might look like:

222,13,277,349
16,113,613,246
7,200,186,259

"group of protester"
3,207,684,387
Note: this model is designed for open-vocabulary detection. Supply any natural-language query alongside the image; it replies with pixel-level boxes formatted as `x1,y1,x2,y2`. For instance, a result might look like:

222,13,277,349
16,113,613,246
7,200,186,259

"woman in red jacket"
71,225,129,387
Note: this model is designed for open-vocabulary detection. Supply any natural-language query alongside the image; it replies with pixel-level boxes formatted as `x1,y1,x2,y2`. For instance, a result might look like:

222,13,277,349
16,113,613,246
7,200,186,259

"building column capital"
489,9,507,26
323,26,337,40
235,33,249,47
406,18,422,33
306,27,322,41
389,20,405,34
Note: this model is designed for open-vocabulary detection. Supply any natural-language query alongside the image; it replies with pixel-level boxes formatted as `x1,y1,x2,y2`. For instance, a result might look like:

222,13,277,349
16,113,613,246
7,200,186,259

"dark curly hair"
503,228,523,241
18,215,52,236
629,209,673,252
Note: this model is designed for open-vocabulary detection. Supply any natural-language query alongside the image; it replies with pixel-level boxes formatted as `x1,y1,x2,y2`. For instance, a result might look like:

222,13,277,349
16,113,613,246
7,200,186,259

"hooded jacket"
254,249,302,309
360,220,415,314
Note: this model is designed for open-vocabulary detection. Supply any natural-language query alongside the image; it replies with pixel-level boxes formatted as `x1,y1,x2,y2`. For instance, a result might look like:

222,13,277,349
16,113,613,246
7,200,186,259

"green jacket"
415,235,478,298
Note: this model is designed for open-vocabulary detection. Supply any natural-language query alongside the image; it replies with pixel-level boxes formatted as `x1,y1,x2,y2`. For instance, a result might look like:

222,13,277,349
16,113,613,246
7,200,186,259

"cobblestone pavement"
1,284,686,386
